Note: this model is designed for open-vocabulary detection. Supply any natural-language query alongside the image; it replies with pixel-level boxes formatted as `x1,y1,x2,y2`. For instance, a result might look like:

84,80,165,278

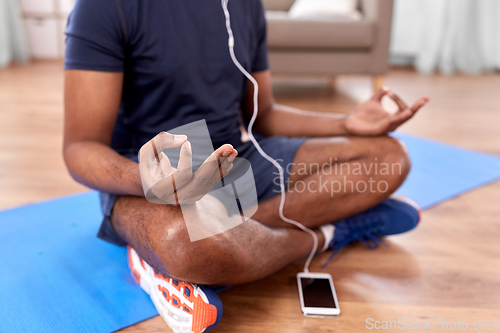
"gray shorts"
98,135,307,246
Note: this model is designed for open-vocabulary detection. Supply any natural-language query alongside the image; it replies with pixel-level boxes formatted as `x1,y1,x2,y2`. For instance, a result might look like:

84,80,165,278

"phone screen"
300,278,337,308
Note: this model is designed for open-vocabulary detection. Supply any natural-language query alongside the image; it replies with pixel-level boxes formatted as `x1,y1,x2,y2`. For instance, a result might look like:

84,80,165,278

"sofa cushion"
288,0,358,19
266,11,374,49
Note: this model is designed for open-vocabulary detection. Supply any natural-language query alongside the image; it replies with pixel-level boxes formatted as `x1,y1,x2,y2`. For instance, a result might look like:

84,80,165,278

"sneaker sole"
127,246,221,333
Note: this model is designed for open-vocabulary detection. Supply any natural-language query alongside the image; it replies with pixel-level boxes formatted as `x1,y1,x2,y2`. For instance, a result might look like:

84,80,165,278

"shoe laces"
321,216,389,268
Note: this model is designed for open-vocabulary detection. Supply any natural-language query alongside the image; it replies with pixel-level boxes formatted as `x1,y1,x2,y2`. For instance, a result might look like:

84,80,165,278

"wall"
20,0,75,58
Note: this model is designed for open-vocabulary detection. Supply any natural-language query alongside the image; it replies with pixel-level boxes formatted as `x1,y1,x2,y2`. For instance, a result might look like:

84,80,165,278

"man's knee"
386,136,411,176
148,211,245,285
374,136,411,186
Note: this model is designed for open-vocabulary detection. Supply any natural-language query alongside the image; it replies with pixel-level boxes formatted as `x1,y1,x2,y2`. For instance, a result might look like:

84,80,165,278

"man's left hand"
343,87,429,136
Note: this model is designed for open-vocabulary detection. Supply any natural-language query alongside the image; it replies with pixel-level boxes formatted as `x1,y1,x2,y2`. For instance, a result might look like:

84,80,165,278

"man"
63,0,429,332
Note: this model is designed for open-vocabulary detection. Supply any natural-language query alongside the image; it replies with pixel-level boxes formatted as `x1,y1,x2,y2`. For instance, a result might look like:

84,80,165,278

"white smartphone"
297,272,341,317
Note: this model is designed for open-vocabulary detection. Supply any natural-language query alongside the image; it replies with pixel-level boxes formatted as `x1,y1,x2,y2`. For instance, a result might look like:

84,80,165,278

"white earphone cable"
221,0,318,273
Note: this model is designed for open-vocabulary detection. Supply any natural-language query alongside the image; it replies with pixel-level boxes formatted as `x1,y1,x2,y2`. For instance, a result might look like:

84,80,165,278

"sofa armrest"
262,0,295,11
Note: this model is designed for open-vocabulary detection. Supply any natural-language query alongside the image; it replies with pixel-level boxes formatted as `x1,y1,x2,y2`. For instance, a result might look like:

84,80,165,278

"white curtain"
0,0,30,67
389,0,500,75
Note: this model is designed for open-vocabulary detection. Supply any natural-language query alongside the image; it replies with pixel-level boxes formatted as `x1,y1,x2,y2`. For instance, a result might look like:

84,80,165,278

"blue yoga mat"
394,133,500,209
1,133,500,333
0,193,158,333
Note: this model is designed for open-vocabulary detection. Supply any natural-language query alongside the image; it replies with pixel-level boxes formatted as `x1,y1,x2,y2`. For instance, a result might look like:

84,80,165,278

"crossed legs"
253,135,411,228
111,136,410,286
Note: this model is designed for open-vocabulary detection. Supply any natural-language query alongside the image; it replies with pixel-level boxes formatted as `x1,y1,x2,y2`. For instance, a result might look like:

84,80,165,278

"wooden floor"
1,61,500,332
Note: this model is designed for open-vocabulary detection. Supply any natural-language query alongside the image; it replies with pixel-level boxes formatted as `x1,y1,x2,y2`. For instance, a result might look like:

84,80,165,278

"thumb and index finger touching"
373,86,430,122
139,131,192,193
151,132,194,188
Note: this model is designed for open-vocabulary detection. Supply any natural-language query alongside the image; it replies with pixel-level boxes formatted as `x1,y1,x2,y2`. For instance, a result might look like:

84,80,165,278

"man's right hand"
139,132,237,205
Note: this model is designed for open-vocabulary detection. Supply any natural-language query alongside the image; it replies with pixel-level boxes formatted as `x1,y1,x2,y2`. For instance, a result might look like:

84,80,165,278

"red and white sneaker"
127,246,223,333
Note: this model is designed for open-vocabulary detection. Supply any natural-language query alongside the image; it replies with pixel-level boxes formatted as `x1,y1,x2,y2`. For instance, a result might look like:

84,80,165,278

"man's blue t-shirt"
64,0,269,154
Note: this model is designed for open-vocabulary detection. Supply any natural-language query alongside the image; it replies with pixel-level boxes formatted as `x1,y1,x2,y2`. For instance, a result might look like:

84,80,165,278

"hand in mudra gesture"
139,132,237,205
344,87,430,136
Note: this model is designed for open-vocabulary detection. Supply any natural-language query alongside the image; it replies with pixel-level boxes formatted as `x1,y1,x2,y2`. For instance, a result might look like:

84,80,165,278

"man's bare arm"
241,70,428,138
241,71,348,137
63,70,143,196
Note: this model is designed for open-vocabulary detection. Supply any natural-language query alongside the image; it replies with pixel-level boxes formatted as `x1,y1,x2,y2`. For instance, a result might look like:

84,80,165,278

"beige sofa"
262,0,394,91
